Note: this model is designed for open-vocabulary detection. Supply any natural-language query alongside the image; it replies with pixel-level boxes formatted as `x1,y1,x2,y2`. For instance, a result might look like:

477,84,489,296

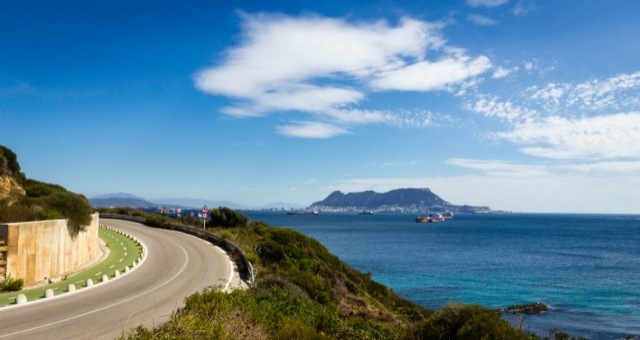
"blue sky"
2,0,640,213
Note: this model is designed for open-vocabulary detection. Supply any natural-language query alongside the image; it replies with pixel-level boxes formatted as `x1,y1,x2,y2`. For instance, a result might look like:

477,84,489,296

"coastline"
243,211,640,339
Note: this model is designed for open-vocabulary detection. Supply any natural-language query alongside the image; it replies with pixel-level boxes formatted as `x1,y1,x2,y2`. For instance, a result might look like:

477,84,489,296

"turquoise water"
244,212,640,339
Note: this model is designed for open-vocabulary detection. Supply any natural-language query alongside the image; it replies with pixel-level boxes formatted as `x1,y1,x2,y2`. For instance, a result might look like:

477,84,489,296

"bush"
0,178,94,236
0,146,26,185
209,207,248,229
417,303,533,340
45,191,93,235
0,277,24,292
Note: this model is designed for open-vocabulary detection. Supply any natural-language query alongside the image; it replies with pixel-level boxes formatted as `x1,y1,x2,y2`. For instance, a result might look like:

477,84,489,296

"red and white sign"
201,205,209,218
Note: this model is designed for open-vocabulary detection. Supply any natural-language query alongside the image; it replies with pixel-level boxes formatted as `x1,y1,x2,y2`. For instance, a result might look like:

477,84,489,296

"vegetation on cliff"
0,145,93,235
0,146,26,185
116,208,540,339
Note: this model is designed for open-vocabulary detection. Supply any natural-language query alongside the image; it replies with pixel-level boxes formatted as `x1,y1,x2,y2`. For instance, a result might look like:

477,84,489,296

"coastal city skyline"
2,1,639,213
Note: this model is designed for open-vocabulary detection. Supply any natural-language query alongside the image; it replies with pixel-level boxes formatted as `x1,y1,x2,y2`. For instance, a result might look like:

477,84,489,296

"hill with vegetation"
311,188,491,213
109,207,583,339
0,145,93,235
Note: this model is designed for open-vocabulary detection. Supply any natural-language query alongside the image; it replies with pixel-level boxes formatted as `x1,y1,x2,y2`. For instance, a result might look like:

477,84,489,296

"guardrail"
99,214,255,284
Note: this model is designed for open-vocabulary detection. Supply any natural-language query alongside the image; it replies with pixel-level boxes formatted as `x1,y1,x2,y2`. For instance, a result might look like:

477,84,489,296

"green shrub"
0,145,26,185
0,178,93,236
417,303,533,340
44,191,93,235
219,230,233,240
209,207,248,228
24,180,66,198
0,277,24,292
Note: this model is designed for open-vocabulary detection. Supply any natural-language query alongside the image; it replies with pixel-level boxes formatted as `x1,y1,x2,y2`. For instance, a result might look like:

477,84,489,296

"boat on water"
415,213,445,223
442,211,454,219
358,210,374,215
286,209,319,216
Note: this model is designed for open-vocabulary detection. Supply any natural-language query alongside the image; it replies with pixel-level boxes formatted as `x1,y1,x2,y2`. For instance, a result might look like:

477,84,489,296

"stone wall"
0,213,99,286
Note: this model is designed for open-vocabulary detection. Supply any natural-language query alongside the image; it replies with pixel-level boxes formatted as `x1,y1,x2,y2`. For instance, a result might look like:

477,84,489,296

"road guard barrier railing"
99,214,255,284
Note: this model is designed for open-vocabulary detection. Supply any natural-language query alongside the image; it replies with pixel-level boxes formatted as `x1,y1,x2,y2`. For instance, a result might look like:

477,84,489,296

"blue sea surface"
244,212,640,339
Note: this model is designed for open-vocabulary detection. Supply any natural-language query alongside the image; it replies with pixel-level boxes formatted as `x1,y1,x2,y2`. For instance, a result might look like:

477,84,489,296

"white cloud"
523,59,536,72
512,0,536,16
448,158,640,175
447,158,548,177
568,71,640,109
469,97,537,122
528,72,640,112
371,54,491,91
466,0,509,8
492,65,519,79
467,14,498,26
564,161,640,173
530,82,568,106
194,13,492,137
276,121,350,138
493,112,640,160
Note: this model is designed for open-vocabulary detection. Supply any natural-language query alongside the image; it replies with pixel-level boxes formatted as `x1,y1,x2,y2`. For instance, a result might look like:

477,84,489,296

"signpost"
201,205,209,230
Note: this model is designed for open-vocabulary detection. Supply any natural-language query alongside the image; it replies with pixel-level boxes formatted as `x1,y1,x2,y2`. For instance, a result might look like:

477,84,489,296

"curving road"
0,218,234,339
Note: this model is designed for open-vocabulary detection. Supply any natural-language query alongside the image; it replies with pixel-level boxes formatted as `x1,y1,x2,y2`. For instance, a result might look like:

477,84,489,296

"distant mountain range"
90,188,491,213
89,193,304,210
310,188,491,213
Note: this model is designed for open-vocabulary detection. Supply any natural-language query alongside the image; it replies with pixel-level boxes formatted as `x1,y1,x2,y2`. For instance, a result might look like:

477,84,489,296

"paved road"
0,219,235,339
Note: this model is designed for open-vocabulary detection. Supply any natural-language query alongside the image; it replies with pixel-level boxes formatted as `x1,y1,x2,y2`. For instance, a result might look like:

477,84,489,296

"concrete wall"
0,213,99,286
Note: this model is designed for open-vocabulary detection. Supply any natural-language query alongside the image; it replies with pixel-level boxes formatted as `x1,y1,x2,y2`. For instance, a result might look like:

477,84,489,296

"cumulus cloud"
194,12,491,138
493,112,640,160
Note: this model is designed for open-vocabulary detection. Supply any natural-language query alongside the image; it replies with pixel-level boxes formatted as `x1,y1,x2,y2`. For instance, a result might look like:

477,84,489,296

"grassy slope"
123,216,537,340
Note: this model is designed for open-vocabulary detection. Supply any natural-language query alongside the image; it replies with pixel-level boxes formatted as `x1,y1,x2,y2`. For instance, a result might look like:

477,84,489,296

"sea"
242,211,640,339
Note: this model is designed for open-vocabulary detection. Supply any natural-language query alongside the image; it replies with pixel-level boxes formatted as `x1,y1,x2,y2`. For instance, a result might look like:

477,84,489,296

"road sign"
201,205,209,230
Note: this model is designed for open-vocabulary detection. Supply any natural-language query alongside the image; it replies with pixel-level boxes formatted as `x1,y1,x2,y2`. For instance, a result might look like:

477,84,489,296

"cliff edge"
0,146,26,205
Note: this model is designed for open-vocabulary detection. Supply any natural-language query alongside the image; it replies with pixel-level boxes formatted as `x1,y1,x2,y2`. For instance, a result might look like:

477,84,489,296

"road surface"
0,218,236,339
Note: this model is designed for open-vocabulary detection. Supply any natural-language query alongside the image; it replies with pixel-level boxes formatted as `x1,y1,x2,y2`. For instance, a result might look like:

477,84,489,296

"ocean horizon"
244,211,640,339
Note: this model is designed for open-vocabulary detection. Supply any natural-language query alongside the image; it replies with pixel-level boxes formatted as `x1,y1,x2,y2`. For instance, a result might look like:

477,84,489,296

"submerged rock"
501,302,549,314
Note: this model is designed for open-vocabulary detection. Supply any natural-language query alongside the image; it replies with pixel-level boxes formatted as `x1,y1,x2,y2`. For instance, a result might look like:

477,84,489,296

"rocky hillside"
0,146,26,205
311,188,491,213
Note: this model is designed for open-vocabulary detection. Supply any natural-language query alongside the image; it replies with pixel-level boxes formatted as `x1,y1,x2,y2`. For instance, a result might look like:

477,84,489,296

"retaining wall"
0,213,100,285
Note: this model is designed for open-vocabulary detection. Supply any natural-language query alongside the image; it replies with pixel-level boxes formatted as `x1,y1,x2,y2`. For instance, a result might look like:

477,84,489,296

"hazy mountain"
311,188,491,213
153,197,252,210
257,202,306,209
91,193,144,200
89,195,158,209
89,193,300,210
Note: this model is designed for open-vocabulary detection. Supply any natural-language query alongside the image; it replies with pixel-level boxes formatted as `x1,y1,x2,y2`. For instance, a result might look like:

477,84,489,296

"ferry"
415,213,445,223
286,209,319,216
